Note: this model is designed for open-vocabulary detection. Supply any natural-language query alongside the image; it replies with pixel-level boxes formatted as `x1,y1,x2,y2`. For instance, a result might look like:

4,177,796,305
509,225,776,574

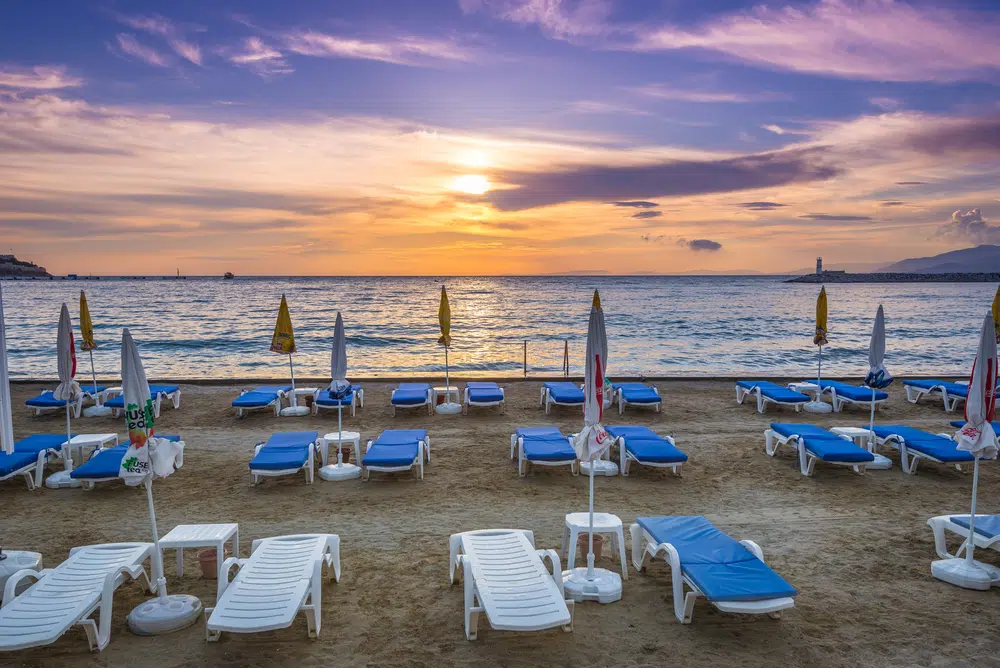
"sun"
451,174,491,195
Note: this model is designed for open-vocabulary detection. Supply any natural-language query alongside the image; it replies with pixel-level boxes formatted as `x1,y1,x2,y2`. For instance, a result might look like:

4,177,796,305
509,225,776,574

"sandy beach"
3,378,999,667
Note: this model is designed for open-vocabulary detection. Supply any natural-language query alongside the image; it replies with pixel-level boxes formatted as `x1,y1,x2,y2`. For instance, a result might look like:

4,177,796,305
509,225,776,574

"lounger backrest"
605,425,658,440
265,431,319,448
516,427,565,440
374,429,427,446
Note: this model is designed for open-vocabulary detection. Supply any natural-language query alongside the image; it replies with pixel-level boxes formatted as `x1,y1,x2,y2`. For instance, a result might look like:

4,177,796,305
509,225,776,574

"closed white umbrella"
932,313,1000,589
319,312,360,481
863,305,893,468
118,328,202,634
564,290,622,604
0,284,13,455
45,304,82,488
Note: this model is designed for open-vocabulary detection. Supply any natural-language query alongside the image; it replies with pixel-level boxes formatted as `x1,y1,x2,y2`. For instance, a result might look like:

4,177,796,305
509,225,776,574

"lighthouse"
816,257,823,275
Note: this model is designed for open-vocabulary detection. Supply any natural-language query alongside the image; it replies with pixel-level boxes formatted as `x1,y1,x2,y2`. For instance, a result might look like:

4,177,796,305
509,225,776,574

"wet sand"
3,379,999,667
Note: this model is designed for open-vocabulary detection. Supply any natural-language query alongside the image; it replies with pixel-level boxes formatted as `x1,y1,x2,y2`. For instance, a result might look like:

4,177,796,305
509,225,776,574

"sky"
1,0,999,276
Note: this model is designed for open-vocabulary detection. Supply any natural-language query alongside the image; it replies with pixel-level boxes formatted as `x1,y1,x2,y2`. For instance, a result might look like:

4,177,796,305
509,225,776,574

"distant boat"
223,272,234,280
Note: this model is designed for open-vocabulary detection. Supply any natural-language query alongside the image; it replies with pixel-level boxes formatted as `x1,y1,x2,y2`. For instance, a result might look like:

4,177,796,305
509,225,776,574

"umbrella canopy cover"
813,287,828,346
270,295,296,354
993,286,1000,344
573,290,611,461
53,303,80,402
0,285,12,455
329,311,349,396
79,290,97,351
119,329,184,485
438,285,451,346
957,314,999,459
865,305,894,389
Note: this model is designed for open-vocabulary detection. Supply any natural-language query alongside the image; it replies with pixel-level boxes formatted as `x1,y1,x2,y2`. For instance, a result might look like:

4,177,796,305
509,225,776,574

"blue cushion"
801,437,874,463
0,451,39,477
363,443,419,467
618,383,661,404
264,432,318,448
14,434,71,454
249,446,310,471
232,385,291,408
812,380,888,402
950,515,1000,539
315,388,356,406
736,381,809,403
26,391,69,408
467,382,504,403
605,425,687,463
71,446,128,479
769,423,842,440
636,516,797,602
871,425,973,463
392,383,431,405
544,382,584,403
105,385,179,408
605,425,658,439
518,427,575,461
373,430,427,446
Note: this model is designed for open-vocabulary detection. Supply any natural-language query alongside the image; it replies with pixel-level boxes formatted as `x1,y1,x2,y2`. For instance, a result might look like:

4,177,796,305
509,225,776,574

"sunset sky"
2,0,999,275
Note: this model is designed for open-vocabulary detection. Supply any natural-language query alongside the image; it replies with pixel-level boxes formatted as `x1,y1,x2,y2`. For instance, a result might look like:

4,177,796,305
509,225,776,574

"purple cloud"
631,210,662,219
740,201,787,210
612,200,658,208
936,208,1000,244
685,239,722,252
800,213,873,222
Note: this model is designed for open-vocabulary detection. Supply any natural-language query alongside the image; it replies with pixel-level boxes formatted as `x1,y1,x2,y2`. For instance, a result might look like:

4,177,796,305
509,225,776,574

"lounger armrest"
252,441,266,456
536,549,565,596
2,568,42,607
103,564,146,603
216,557,246,601
739,539,764,561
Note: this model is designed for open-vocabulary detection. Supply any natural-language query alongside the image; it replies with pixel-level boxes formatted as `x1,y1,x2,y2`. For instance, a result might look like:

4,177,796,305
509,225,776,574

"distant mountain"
0,254,49,277
879,245,1000,273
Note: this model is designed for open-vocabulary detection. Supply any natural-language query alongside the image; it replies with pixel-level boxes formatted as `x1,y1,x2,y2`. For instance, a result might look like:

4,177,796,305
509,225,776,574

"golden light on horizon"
451,173,491,195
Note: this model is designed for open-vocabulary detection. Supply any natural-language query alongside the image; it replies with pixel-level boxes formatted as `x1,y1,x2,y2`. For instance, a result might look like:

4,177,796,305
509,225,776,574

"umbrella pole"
868,388,877,451
88,349,100,404
144,478,169,599
817,345,823,390
336,402,343,465
445,346,450,395
586,455,595,579
63,402,74,472
288,354,297,407
966,456,981,564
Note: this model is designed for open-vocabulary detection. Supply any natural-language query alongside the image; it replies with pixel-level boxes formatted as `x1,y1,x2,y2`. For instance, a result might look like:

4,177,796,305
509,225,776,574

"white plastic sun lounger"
764,423,874,476
205,534,341,641
24,388,104,418
510,427,578,476
928,514,1000,566
248,431,318,486
463,382,505,414
391,383,434,416
0,542,154,652
0,435,66,491
232,385,292,418
103,384,181,418
539,382,585,414
735,381,808,413
903,380,970,412
311,384,364,417
631,516,796,624
448,529,574,640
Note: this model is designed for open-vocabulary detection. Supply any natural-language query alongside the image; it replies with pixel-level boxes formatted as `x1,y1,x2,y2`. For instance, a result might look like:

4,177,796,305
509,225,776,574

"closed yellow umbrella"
807,286,832,413
270,295,306,416
813,286,828,346
992,286,999,343
78,291,107,410
436,285,460,414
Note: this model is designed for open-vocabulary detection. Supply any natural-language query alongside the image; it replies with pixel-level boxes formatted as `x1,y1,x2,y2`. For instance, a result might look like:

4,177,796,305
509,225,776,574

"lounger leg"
756,391,765,413
305,558,322,638
449,536,463,584
463,559,481,640
629,523,649,572
764,430,778,456
615,530,628,579
328,535,341,583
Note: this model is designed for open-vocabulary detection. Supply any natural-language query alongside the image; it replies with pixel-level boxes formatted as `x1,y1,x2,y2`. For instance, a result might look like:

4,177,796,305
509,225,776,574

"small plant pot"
198,548,225,579
577,533,604,562
339,446,352,464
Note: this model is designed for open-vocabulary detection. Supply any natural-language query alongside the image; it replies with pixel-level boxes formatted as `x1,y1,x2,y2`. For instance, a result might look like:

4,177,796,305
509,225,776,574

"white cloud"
870,97,903,111
937,208,1000,244
222,38,293,77
114,34,170,67
762,124,785,135
283,31,476,66
632,84,781,103
459,0,612,39
115,14,203,66
0,65,82,90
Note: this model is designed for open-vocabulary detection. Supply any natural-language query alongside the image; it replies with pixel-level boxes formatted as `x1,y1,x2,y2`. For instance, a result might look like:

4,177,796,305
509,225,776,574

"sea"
0,276,995,380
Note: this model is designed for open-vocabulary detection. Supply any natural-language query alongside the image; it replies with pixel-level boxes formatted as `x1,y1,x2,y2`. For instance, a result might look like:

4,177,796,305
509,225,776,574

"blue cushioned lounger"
463,382,505,413
869,424,973,474
391,383,432,416
805,380,889,412
362,429,429,480
735,381,808,413
312,384,363,418
233,385,292,418
249,431,317,485
631,516,796,623
766,423,874,476
1,434,72,490
105,385,181,418
928,514,1000,567
605,425,687,476
72,435,181,488
540,382,585,414
25,386,104,418
613,383,662,414
510,427,577,476
904,379,971,412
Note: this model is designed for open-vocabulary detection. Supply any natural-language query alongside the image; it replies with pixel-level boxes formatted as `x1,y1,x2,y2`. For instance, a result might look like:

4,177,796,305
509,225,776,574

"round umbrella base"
434,403,462,415
45,471,81,489
803,401,833,414
279,406,310,417
128,594,202,635
867,453,892,470
562,567,622,604
83,405,113,418
931,557,1000,590
579,459,619,476
319,463,361,481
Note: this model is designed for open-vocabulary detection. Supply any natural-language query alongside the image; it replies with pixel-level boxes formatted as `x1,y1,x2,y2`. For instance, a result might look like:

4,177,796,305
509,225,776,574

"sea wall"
787,272,1000,283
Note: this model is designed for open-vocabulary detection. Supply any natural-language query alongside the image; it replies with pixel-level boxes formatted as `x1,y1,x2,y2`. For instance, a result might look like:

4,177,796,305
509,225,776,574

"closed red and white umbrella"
45,304,83,488
0,285,12,455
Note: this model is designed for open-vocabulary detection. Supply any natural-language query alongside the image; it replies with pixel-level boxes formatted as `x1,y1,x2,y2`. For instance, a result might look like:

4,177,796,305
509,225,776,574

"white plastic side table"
319,431,361,467
62,433,119,463
433,386,459,404
159,523,239,580
562,512,628,579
